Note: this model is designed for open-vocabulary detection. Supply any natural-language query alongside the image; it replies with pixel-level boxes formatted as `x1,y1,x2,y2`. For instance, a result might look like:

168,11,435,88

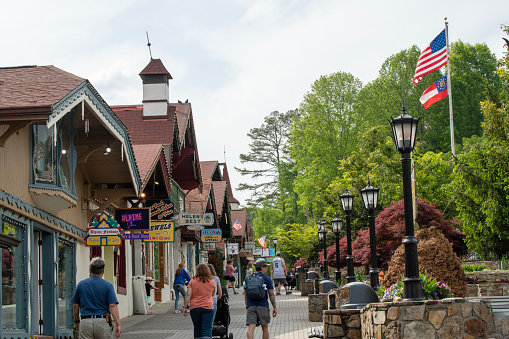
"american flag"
257,235,267,249
233,219,242,230
413,29,448,84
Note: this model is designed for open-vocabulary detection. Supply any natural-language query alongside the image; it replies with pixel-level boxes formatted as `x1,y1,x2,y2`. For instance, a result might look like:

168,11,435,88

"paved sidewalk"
121,288,320,338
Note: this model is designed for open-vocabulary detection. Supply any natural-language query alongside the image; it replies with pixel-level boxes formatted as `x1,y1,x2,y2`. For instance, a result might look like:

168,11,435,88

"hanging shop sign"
227,243,239,255
252,248,263,256
144,221,175,242
179,213,214,226
115,208,150,231
123,233,149,240
245,242,256,250
200,228,222,243
201,243,216,251
85,212,123,246
145,199,174,221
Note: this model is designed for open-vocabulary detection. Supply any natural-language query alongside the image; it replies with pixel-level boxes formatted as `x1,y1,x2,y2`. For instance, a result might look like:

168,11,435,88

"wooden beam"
91,188,137,200
0,121,30,147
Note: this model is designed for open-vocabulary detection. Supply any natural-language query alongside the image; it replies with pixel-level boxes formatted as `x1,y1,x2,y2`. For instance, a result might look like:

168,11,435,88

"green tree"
290,72,362,218
236,110,298,206
452,25,509,259
275,223,317,260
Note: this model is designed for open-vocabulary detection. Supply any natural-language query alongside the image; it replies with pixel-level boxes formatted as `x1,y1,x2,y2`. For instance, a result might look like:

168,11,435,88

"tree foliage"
236,110,298,205
452,26,509,260
275,223,317,260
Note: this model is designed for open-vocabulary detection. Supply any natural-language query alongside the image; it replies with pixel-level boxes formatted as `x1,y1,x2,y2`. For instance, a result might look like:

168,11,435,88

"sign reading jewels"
200,228,222,243
115,208,150,231
145,199,174,221
179,213,214,226
144,221,175,242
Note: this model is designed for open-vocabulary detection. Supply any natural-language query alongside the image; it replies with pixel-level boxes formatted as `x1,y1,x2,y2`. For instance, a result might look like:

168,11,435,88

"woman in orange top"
182,263,217,339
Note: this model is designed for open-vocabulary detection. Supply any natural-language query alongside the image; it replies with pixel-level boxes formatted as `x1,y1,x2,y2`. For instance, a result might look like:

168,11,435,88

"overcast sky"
1,0,507,206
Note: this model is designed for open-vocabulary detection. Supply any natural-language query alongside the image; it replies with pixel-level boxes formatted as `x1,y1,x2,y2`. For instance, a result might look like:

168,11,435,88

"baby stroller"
212,286,233,339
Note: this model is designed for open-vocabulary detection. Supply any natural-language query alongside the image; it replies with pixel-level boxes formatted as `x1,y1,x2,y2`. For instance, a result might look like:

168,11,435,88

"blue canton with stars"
430,30,446,53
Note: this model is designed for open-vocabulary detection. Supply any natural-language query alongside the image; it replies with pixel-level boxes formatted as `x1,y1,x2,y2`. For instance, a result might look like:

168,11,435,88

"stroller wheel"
228,334,233,339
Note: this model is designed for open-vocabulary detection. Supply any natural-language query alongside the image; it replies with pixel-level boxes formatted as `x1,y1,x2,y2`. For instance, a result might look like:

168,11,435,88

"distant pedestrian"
207,263,222,321
145,277,159,313
72,257,121,339
244,258,276,339
182,263,216,339
246,262,253,276
174,263,191,314
224,260,239,294
272,252,291,295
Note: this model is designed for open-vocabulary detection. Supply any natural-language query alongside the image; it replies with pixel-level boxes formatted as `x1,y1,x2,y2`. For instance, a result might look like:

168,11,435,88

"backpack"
245,273,267,300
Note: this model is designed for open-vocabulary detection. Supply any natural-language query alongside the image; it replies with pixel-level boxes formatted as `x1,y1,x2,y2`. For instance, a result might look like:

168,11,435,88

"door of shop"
32,229,56,337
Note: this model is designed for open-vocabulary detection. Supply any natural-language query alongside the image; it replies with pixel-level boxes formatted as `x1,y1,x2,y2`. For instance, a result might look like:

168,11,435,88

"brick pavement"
121,288,321,338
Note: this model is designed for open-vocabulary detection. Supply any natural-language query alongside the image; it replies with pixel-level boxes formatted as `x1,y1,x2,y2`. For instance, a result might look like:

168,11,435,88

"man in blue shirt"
244,258,277,339
72,257,121,339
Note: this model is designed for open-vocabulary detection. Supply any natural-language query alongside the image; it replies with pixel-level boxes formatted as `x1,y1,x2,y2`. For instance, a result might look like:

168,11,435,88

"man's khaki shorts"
246,305,271,325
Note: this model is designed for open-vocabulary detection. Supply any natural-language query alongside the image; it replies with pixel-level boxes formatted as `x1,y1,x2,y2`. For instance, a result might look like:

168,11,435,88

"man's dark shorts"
246,305,271,325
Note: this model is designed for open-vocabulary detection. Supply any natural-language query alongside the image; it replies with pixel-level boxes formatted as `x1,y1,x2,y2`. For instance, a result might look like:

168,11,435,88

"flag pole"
445,18,455,156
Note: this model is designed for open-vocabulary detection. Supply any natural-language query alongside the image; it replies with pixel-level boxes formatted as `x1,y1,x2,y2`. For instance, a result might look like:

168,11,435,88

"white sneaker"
174,310,181,314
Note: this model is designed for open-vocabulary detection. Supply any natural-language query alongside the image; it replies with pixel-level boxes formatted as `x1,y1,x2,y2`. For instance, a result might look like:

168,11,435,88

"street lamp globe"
273,237,278,245
331,216,342,235
318,221,325,233
390,105,420,153
318,230,324,241
360,180,379,211
340,189,354,213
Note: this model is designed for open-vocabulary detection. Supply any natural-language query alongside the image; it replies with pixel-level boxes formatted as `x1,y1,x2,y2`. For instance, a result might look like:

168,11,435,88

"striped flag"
413,30,448,84
257,235,267,249
420,75,448,109
233,219,242,230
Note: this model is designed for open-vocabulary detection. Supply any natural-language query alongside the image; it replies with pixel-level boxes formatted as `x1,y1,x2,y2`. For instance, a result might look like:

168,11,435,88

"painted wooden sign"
145,199,174,221
85,212,123,246
200,228,222,243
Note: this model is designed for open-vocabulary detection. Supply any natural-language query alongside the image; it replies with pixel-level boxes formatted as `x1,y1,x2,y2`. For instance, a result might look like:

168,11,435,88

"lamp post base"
335,270,342,285
370,269,379,289
403,277,424,301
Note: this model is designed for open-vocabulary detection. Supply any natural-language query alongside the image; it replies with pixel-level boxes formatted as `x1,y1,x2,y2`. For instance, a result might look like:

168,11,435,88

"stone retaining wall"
323,309,362,339
465,271,509,283
301,281,316,296
309,293,328,322
466,283,509,297
360,298,495,339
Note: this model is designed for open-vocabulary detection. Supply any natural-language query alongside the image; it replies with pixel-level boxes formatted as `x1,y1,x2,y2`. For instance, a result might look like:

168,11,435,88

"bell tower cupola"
139,58,172,117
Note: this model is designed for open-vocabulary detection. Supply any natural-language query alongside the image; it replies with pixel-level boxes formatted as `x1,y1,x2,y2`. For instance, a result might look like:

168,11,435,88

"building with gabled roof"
0,64,144,338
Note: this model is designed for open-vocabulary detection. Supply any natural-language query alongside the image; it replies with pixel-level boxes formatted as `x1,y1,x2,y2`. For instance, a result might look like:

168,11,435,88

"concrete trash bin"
320,280,338,294
307,271,320,281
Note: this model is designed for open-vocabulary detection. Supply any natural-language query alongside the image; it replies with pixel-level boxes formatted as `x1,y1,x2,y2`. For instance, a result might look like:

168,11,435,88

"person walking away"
223,260,239,294
244,258,276,339
182,263,216,339
207,263,222,320
246,262,253,276
174,263,191,314
272,252,291,295
72,257,121,339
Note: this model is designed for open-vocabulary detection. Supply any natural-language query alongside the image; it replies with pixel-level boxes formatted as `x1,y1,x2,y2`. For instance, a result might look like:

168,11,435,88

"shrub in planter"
378,272,452,302
384,226,466,297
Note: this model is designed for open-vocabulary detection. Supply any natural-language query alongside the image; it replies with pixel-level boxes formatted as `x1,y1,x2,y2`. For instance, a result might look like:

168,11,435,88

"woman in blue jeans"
173,263,191,313
182,263,216,339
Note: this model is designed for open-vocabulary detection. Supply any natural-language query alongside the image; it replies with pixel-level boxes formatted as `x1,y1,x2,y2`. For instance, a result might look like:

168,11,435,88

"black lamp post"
317,221,323,272
331,215,343,284
318,221,329,279
360,180,380,289
340,189,355,283
390,105,424,301
273,237,278,254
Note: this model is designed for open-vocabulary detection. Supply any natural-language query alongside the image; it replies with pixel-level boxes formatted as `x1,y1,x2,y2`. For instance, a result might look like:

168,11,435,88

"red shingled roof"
221,164,239,204
139,59,172,79
212,181,227,217
200,161,219,182
132,144,163,185
0,65,85,112
112,105,175,145
231,209,247,237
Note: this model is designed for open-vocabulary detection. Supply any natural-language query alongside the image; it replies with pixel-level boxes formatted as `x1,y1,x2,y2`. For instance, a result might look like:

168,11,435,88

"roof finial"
146,31,153,59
